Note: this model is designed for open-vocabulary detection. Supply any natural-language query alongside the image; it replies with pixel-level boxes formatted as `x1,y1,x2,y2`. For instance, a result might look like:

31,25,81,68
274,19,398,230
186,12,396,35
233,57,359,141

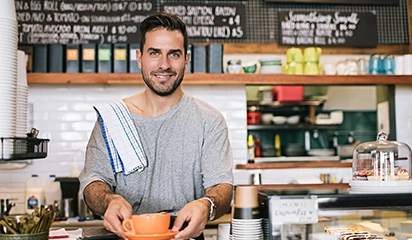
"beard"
141,67,184,96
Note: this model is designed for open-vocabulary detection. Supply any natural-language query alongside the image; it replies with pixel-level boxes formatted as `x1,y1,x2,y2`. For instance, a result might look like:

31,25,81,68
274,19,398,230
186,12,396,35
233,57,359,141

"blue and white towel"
93,100,147,175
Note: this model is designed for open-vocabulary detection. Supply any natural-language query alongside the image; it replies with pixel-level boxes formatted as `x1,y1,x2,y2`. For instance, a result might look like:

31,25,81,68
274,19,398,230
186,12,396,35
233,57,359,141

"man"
79,12,233,240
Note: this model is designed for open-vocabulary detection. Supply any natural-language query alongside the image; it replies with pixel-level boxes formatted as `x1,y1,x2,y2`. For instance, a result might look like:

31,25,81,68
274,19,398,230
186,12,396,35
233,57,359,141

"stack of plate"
0,0,18,140
349,180,412,194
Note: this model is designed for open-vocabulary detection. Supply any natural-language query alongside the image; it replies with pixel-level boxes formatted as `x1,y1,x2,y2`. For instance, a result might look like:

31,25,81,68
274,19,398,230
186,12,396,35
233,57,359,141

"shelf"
247,124,338,130
236,161,352,169
0,137,50,161
249,99,326,107
27,73,412,85
244,183,350,192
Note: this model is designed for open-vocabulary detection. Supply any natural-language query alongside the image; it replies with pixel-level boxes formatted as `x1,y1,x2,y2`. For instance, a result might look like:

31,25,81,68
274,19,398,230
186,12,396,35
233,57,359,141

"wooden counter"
51,214,232,228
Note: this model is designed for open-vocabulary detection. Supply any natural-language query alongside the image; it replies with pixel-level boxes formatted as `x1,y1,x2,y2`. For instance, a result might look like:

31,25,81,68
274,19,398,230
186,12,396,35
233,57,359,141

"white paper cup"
395,55,404,75
403,54,412,74
0,0,17,20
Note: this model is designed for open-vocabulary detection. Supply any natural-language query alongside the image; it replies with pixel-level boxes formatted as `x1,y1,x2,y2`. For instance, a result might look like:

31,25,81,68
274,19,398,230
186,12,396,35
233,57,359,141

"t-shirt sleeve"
78,120,117,194
201,114,234,189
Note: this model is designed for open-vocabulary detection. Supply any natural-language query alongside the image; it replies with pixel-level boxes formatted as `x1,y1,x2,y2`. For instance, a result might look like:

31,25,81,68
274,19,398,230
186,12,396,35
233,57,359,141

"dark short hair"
139,12,188,55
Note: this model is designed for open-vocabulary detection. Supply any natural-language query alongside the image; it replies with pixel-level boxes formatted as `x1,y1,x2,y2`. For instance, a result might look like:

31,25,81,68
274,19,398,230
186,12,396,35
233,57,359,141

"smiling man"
79,12,234,240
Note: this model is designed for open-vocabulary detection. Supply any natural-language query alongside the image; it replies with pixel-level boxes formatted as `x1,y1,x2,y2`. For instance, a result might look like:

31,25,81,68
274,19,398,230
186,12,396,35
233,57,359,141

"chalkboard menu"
16,0,155,44
161,3,246,40
266,0,398,5
278,10,378,47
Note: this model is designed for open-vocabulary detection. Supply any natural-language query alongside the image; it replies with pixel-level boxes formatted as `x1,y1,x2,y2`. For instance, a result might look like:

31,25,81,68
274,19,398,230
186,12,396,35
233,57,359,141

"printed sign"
269,196,318,224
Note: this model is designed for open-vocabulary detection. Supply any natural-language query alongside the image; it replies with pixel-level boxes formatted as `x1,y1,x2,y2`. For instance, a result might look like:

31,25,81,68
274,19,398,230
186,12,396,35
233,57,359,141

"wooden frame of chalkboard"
265,0,399,5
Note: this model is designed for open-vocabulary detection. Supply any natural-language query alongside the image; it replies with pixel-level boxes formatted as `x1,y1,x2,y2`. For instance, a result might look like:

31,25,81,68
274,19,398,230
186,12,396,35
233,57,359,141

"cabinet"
259,192,412,240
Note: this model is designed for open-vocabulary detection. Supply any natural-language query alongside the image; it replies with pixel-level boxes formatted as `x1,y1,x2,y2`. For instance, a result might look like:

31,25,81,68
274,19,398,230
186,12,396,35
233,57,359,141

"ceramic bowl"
272,116,287,125
242,62,257,73
261,113,273,125
287,115,300,125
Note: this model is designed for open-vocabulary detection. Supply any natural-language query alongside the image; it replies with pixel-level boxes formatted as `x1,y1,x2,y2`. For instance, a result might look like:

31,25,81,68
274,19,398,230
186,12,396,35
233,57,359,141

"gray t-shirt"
79,94,233,214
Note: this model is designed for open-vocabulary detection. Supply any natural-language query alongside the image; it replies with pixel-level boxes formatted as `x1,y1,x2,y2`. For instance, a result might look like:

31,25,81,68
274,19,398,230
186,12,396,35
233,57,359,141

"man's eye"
170,53,180,58
150,52,159,56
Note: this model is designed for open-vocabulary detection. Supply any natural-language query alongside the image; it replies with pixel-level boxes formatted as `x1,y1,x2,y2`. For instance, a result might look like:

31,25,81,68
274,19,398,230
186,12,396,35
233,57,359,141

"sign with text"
16,0,155,44
269,196,318,224
266,0,398,5
161,3,246,40
278,10,377,47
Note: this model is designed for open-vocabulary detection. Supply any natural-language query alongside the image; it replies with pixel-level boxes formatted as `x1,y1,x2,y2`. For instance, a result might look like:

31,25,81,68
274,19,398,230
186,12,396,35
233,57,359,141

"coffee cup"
304,47,322,63
122,213,170,234
286,47,303,63
304,62,322,75
286,62,303,74
233,185,260,219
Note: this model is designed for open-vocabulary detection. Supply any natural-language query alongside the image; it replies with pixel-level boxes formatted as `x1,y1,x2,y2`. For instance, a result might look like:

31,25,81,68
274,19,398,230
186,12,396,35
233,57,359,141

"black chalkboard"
266,0,398,5
278,10,378,47
161,3,246,40
16,0,156,44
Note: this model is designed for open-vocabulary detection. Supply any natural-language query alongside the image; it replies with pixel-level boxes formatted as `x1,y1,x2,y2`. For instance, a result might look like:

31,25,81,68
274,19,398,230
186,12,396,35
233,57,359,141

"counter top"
51,214,232,228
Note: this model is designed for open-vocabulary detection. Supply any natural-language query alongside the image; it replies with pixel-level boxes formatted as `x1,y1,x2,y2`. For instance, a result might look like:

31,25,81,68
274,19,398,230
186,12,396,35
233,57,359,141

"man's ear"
184,51,191,72
137,49,142,69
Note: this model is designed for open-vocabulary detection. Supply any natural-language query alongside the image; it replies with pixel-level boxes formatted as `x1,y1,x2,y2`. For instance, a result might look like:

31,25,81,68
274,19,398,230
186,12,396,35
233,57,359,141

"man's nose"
158,55,171,69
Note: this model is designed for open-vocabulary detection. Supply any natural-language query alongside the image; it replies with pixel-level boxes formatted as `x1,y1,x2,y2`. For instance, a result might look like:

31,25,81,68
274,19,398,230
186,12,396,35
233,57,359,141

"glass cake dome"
352,132,412,182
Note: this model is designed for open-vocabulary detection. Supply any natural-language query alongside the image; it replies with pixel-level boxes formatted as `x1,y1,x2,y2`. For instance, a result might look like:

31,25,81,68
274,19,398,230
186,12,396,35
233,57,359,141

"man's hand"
102,195,133,237
83,181,133,238
171,198,209,239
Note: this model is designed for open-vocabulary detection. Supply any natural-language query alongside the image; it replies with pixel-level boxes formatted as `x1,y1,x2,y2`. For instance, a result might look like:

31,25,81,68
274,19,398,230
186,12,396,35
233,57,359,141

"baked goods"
353,167,409,181
325,225,386,240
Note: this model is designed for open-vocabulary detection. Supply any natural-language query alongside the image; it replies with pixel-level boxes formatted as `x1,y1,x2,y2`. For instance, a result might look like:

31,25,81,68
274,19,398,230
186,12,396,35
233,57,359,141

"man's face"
137,28,189,96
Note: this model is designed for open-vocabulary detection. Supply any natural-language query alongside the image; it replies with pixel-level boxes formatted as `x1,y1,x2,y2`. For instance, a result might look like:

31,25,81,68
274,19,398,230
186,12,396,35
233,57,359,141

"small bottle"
25,174,44,214
255,138,261,158
247,135,255,163
275,134,281,157
43,174,62,207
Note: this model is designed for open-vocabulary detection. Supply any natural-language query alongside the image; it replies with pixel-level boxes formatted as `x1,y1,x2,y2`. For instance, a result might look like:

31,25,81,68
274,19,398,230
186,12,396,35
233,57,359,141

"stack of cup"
16,50,29,138
285,47,303,74
231,185,262,240
0,0,19,158
303,47,322,75
217,223,231,240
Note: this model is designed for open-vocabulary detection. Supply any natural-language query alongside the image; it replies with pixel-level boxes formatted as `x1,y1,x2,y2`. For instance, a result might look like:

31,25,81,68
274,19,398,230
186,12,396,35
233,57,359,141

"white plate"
349,180,412,187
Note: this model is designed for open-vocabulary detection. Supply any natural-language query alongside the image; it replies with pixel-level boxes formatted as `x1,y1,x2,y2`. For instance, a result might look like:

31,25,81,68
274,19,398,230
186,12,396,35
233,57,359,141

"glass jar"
352,132,411,181
227,59,242,74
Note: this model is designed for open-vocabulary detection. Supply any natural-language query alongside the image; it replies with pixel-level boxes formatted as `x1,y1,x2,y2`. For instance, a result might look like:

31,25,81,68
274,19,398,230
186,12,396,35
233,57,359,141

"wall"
395,85,412,145
0,84,249,214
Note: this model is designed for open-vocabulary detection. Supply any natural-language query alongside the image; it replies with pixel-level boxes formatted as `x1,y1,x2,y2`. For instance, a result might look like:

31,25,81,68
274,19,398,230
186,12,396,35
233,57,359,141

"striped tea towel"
93,100,147,175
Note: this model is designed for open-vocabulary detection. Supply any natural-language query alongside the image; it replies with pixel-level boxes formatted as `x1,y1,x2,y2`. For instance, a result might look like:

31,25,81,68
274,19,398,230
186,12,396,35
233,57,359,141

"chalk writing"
16,0,155,44
162,3,246,40
279,10,377,47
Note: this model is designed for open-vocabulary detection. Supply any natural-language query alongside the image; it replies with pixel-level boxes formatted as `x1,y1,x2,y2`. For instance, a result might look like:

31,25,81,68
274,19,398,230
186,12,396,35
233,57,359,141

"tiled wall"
395,85,412,146
0,84,249,214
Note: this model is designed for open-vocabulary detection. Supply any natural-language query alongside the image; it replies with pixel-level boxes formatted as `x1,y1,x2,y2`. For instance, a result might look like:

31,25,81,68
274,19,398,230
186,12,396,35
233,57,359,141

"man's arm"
83,180,117,214
203,183,233,220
